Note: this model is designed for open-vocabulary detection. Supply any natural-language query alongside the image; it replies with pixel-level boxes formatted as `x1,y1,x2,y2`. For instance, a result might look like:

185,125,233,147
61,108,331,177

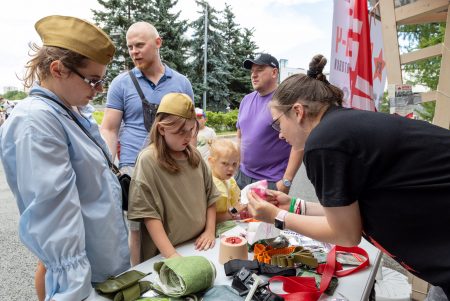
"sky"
0,0,332,92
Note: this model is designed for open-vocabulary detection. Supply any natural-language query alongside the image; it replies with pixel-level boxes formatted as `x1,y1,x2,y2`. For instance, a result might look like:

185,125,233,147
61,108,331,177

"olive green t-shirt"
128,146,220,260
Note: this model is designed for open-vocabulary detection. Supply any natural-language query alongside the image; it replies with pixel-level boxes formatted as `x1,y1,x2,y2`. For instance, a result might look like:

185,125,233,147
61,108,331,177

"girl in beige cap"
0,15,130,300
127,93,220,260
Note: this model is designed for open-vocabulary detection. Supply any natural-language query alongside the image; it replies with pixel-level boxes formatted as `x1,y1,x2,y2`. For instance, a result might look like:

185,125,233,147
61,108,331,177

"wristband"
294,198,306,215
289,198,296,213
302,199,307,216
295,199,301,214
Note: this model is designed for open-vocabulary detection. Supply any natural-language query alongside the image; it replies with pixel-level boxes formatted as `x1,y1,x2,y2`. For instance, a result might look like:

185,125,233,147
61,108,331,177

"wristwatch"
229,207,238,216
282,178,292,188
274,210,288,230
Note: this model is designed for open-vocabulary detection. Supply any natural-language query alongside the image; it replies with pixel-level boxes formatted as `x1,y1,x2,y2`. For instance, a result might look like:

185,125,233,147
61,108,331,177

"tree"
93,0,145,83
398,23,445,121
189,0,231,111
378,91,389,113
152,0,190,75
220,4,257,109
92,0,190,92
2,90,27,100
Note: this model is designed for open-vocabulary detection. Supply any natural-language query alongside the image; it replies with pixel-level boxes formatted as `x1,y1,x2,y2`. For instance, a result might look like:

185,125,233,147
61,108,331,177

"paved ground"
0,153,406,300
0,163,38,300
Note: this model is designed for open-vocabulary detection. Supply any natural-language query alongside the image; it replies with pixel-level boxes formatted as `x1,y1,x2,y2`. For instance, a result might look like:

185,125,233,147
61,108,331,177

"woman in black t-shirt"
247,54,450,299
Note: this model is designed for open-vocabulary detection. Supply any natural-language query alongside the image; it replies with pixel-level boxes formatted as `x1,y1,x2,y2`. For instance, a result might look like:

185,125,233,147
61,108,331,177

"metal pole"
202,2,208,111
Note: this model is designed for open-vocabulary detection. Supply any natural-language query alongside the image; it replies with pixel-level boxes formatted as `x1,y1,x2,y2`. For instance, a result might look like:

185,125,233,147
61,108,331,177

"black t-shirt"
304,105,450,288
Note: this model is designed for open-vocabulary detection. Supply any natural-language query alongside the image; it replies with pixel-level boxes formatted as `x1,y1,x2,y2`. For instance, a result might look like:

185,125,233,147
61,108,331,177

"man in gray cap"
235,53,302,193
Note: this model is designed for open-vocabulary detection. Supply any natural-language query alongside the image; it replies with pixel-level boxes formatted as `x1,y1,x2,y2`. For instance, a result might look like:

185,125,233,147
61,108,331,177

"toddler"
195,108,217,162
208,139,247,222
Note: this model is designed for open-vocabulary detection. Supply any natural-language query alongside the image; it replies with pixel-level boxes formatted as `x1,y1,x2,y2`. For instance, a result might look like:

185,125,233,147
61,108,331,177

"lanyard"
30,92,120,176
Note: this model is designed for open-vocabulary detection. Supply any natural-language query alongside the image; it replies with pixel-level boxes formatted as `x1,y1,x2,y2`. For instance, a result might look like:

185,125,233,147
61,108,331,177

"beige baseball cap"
157,93,195,119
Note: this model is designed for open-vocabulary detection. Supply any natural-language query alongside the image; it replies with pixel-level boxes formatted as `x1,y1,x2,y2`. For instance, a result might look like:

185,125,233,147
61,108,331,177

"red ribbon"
268,245,369,301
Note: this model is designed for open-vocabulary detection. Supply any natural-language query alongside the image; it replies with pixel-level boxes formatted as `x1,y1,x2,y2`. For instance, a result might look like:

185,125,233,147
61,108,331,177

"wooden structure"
378,0,450,129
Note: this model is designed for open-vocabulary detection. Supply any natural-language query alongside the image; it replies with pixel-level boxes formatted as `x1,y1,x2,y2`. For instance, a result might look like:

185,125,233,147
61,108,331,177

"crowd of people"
0,14,449,301
0,97,16,125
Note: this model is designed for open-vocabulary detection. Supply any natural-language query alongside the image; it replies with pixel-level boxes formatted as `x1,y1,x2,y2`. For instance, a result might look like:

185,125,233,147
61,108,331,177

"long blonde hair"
150,113,201,173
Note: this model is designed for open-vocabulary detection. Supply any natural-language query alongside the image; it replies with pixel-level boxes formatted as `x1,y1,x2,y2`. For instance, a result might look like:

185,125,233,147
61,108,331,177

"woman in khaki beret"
0,16,130,300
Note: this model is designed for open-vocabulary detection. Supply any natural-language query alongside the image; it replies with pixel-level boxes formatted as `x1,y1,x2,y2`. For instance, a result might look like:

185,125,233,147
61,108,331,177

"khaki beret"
157,93,195,119
35,15,115,65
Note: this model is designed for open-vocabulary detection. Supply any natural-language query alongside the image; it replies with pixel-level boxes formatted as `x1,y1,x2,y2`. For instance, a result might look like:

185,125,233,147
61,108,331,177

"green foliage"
379,91,390,113
93,111,105,125
415,102,435,122
189,1,230,111
92,0,190,99
92,0,138,85
189,1,257,111
205,109,238,133
220,5,257,109
92,0,258,109
2,90,27,100
398,23,444,120
153,0,191,75
92,93,106,105
92,108,235,132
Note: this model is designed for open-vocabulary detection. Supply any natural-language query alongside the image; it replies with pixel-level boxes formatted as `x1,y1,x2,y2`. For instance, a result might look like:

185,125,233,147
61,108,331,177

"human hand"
265,189,291,211
238,209,252,220
276,180,290,194
236,202,248,213
247,190,281,223
194,230,216,251
234,203,250,220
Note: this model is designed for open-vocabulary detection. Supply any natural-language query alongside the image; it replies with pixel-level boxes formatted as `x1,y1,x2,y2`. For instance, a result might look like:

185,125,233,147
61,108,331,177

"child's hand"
235,203,251,220
194,230,215,251
236,203,248,212
238,209,251,220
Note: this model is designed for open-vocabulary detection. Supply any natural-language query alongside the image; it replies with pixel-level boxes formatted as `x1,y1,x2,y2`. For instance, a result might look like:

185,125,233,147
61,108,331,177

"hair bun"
307,68,320,78
307,54,328,82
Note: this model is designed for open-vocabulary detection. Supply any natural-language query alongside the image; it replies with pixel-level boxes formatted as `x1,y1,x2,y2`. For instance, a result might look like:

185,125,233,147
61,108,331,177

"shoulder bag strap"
128,70,148,104
30,92,120,176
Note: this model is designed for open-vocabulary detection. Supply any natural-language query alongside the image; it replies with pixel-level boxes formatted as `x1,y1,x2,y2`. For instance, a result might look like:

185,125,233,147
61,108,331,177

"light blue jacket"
0,86,130,300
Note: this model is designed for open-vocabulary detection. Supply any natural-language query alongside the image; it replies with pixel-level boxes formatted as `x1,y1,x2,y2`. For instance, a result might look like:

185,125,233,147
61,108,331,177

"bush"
91,109,238,133
93,111,104,125
206,109,238,133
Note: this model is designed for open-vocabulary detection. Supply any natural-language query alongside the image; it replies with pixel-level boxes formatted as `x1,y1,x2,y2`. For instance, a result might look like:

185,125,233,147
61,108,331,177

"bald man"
101,22,194,266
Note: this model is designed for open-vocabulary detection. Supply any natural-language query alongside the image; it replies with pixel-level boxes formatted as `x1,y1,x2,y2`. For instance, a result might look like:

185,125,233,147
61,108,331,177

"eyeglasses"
271,106,293,132
64,65,106,89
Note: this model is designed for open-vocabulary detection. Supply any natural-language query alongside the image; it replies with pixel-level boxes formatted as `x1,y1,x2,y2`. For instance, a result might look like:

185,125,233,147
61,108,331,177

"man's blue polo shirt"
106,65,194,168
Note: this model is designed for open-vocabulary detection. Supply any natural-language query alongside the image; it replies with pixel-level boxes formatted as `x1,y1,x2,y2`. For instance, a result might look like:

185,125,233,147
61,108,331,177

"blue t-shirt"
106,65,194,168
